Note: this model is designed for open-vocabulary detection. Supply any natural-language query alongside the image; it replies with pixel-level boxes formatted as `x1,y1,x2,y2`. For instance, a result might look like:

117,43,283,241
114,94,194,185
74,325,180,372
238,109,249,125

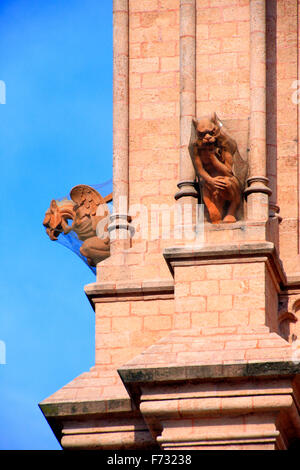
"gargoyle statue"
190,113,248,224
43,185,112,267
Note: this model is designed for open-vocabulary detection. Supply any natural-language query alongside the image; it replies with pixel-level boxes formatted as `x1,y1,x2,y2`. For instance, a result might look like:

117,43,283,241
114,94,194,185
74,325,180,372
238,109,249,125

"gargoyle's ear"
211,112,218,124
192,118,198,129
211,112,223,128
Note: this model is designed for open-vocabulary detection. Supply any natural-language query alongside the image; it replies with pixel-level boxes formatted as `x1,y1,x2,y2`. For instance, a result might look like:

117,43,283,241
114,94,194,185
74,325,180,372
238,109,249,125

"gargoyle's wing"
70,185,109,218
219,118,249,190
232,147,249,190
188,118,198,166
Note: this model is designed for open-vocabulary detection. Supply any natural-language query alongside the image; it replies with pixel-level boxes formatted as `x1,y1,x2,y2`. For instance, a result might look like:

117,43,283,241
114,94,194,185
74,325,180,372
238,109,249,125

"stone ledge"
85,279,174,295
118,361,300,386
163,241,286,285
39,400,157,450
39,397,133,419
85,279,174,309
286,275,300,290
164,241,275,258
204,221,263,232
201,219,280,247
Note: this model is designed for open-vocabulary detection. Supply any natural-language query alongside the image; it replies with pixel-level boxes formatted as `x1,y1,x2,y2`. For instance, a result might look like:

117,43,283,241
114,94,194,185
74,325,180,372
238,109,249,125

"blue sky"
0,0,113,449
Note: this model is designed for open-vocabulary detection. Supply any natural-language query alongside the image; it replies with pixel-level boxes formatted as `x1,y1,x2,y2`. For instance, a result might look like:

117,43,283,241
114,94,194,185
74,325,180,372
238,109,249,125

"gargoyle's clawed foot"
211,219,222,224
222,215,237,223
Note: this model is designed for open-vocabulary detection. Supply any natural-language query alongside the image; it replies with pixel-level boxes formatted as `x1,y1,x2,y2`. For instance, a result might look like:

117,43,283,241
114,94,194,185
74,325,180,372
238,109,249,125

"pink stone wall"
97,0,300,354
174,261,278,330
196,0,250,120
129,0,179,212
125,0,300,277
276,0,300,275
126,0,181,278
95,297,175,367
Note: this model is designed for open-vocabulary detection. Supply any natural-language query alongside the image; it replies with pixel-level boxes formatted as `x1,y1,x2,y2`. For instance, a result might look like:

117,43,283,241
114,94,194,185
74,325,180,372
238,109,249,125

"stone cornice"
163,241,287,288
84,279,174,310
118,361,300,388
39,397,133,419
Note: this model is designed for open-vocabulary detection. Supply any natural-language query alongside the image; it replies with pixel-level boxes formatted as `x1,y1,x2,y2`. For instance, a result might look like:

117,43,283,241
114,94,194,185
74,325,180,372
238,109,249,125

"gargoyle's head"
193,112,222,148
43,199,75,240
43,200,64,240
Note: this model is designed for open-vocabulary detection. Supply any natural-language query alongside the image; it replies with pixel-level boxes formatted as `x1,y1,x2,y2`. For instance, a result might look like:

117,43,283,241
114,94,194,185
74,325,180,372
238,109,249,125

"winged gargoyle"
43,185,112,267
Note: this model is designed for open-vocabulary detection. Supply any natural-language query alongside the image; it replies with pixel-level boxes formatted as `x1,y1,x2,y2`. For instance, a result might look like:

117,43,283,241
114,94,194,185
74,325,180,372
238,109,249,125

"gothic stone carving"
43,185,111,267
190,113,248,224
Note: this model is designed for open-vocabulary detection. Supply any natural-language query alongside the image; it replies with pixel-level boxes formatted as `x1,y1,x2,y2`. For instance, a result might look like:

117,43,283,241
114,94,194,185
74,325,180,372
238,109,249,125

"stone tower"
40,0,300,450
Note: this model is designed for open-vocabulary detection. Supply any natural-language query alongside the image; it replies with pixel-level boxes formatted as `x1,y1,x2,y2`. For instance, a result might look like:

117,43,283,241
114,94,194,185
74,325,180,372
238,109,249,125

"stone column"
266,0,279,219
108,0,131,252
244,0,272,220
175,0,198,235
